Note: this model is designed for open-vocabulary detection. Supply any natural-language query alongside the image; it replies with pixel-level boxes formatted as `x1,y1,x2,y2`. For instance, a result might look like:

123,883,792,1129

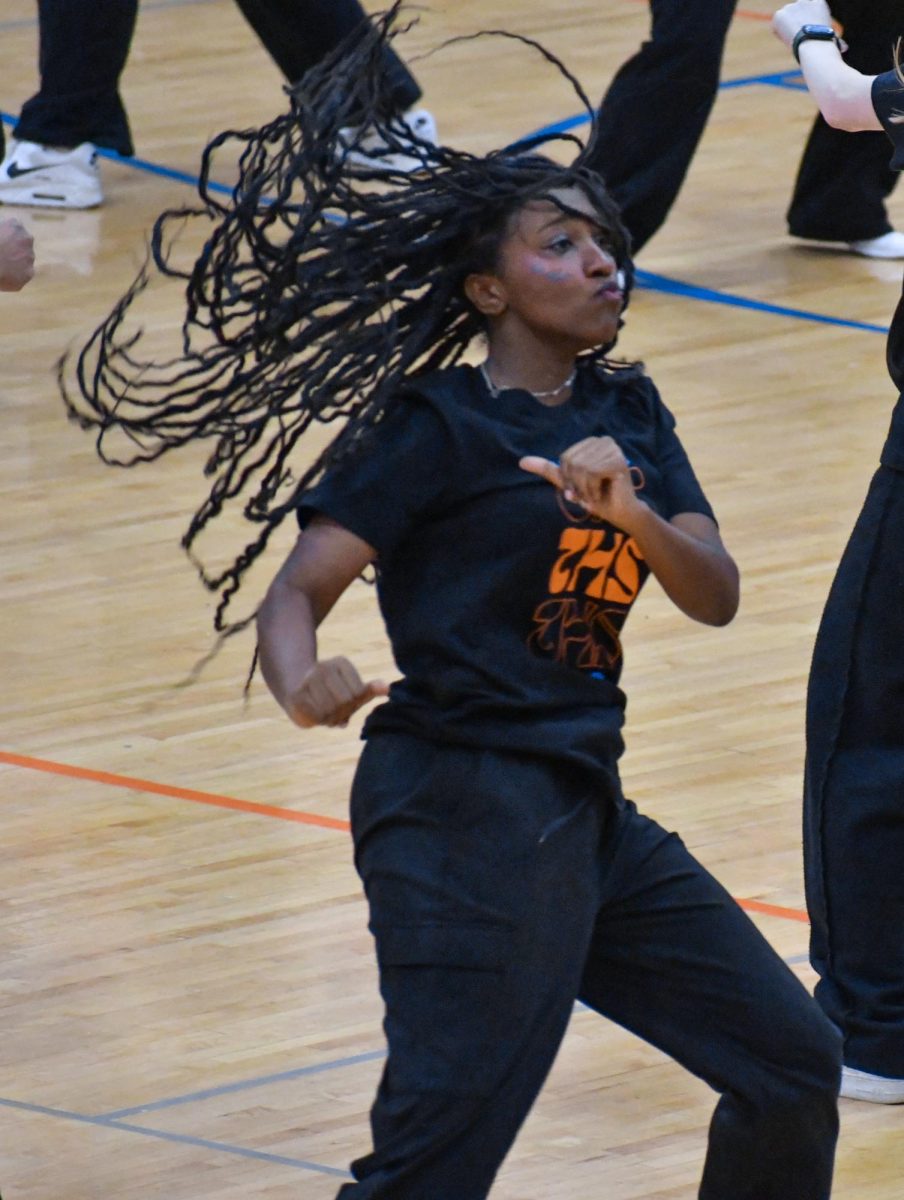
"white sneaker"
338,108,438,174
848,231,904,259
840,1065,904,1103
0,140,103,209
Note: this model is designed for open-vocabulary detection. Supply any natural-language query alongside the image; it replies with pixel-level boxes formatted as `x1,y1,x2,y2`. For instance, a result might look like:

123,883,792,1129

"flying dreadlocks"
59,3,634,636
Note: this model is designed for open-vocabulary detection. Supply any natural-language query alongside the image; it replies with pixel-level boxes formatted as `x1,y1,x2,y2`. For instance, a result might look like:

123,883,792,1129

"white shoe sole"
0,178,103,209
791,233,904,260
849,232,904,259
341,148,428,175
840,1065,904,1104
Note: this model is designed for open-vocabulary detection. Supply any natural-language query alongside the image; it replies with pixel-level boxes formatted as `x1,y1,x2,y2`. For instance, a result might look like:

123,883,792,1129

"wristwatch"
792,24,842,62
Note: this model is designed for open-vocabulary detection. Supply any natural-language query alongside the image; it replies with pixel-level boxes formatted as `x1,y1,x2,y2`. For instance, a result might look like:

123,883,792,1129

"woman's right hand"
286,656,388,728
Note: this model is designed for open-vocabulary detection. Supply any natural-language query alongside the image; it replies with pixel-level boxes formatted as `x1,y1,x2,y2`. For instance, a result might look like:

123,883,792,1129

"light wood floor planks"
1,1,903,1196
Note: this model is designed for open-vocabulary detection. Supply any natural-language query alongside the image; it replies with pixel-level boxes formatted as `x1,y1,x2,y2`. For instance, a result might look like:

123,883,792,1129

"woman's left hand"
771,0,835,49
522,438,739,626
520,436,644,530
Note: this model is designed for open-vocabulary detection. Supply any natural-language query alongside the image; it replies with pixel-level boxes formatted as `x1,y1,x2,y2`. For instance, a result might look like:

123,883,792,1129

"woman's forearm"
771,3,881,131
256,578,319,714
797,40,881,131
628,507,740,627
256,521,382,728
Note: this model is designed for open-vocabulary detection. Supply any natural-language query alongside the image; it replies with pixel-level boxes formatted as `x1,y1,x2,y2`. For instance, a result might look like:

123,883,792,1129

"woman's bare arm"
256,516,388,728
772,1,882,131
521,440,739,627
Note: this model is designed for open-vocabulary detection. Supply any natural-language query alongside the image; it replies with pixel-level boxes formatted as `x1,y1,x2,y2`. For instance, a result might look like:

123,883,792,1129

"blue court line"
0,1094,351,1178
720,69,805,90
522,68,808,141
96,147,237,197
635,269,891,336
99,1048,388,1119
0,110,236,197
5,93,889,340
508,69,894,339
1,939,809,1179
95,940,815,1122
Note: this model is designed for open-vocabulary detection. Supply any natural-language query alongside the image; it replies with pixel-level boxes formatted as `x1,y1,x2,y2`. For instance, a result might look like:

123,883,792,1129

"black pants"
231,0,419,117
585,0,737,254
341,734,840,1199
13,0,138,156
788,0,902,242
9,0,420,158
805,463,904,1076
585,0,900,253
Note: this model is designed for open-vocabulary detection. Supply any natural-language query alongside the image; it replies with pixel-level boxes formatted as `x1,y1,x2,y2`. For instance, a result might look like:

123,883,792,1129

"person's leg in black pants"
340,737,606,1198
343,735,839,1197
0,0,135,207
786,0,902,249
804,464,904,1097
13,0,137,154
233,1,433,175
584,0,737,254
231,0,421,115
579,802,841,1198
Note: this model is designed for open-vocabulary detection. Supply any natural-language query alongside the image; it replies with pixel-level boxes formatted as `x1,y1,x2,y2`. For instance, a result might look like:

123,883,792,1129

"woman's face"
477,186,624,353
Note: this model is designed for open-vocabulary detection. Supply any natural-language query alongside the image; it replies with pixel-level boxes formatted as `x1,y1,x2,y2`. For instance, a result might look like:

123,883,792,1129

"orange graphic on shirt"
528,525,645,674
548,527,642,600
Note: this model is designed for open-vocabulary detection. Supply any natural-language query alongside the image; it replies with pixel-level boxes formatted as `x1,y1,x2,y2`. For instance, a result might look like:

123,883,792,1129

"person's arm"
520,437,739,627
0,217,35,291
771,1,882,131
616,506,739,627
256,515,388,728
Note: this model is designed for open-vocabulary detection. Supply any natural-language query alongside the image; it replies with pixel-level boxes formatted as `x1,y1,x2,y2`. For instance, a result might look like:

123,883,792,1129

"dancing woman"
64,12,841,1195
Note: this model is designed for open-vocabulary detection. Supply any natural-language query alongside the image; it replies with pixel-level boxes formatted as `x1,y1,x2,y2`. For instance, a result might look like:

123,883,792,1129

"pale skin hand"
0,217,35,291
520,437,740,627
771,0,834,46
256,516,388,729
771,2,881,131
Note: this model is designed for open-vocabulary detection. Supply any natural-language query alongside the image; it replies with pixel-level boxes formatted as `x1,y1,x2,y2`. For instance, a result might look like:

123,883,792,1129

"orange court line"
1,749,811,923
0,749,351,832
736,897,810,923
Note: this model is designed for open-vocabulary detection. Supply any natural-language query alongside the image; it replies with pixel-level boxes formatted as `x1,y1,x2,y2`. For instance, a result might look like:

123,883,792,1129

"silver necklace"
479,361,576,401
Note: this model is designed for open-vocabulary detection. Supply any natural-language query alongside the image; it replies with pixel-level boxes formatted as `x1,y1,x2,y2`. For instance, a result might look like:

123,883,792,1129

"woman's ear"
463,271,507,317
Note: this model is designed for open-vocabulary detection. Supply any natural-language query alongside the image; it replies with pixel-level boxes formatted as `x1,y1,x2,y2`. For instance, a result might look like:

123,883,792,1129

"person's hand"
0,217,35,291
520,436,645,530
772,1,835,50
286,656,389,728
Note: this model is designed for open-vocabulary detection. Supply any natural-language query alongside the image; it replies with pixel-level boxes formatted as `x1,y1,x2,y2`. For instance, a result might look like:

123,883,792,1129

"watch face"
800,24,836,38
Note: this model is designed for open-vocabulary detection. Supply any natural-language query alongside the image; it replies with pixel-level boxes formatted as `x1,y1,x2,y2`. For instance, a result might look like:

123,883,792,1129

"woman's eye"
547,237,573,254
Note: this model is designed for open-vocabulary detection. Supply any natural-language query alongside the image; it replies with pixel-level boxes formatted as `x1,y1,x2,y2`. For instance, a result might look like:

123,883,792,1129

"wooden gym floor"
1,1,902,1196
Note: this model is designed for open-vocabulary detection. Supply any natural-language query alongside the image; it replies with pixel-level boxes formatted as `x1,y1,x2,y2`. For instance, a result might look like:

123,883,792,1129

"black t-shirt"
871,71,904,464
298,363,715,797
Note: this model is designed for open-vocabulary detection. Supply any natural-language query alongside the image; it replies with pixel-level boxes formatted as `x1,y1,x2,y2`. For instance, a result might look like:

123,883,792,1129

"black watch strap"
792,24,841,62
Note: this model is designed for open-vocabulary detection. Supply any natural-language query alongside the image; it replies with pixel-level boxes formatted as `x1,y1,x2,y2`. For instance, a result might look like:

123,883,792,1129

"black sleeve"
870,75,904,392
649,382,716,522
871,71,904,171
295,392,455,559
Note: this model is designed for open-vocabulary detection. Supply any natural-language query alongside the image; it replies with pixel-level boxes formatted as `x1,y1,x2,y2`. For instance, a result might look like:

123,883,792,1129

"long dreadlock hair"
60,4,635,640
